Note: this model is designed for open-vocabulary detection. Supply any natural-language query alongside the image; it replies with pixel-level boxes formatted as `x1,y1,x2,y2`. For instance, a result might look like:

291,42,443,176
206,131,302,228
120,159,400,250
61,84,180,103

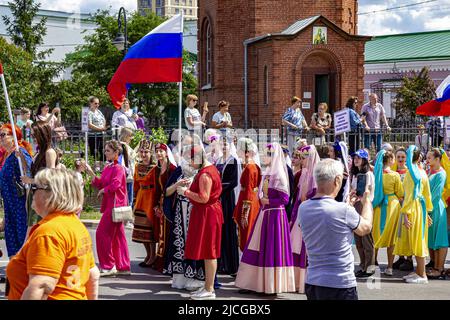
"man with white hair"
298,159,373,300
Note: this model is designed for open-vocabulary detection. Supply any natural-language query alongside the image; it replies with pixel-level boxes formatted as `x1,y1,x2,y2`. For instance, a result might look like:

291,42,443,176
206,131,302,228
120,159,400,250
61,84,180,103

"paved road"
1,225,450,300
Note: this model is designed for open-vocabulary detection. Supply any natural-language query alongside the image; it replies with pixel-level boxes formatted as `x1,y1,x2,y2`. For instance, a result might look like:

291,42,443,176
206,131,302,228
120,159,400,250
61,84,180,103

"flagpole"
178,12,184,145
0,62,25,177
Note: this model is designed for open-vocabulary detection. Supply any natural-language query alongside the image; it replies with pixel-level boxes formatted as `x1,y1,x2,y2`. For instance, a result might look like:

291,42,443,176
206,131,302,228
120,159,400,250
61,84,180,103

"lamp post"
112,7,128,55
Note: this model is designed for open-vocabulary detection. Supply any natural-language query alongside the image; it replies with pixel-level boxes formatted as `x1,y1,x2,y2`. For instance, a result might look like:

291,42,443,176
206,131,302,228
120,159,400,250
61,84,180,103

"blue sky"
1,0,449,36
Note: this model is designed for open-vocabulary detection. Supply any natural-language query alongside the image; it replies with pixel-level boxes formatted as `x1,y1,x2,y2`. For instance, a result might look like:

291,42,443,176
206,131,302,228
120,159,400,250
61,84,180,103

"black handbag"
14,177,26,198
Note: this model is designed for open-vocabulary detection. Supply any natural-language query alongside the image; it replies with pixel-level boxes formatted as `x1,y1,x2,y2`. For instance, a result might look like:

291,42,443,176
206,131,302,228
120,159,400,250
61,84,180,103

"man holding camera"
298,159,373,300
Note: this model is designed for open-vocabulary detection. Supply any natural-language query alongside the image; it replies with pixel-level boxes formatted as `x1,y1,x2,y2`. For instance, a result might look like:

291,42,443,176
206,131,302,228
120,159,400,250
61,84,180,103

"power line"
358,0,437,15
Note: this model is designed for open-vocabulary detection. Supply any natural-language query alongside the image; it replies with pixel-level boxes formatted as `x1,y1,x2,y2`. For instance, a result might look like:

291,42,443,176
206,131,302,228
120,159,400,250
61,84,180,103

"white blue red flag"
107,14,183,108
416,75,450,116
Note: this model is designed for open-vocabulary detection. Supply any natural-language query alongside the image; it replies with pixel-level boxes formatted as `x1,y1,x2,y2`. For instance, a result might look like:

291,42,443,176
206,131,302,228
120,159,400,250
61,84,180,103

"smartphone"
356,173,367,197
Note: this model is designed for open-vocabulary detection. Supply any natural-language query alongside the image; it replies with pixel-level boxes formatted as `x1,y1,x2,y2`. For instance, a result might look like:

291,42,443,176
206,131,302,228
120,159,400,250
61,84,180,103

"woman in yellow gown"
394,146,433,284
373,150,404,276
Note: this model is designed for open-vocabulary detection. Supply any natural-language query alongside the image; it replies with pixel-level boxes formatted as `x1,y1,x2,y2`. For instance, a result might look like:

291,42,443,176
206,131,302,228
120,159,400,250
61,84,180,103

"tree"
2,0,50,60
394,67,436,122
0,37,35,121
65,9,198,127
0,37,62,122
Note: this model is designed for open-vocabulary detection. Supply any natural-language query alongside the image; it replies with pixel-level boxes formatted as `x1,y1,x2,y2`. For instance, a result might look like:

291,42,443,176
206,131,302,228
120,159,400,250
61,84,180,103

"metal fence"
0,125,443,211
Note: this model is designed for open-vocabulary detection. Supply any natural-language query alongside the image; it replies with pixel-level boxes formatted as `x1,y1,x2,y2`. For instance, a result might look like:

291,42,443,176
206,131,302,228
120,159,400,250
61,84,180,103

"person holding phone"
350,149,375,277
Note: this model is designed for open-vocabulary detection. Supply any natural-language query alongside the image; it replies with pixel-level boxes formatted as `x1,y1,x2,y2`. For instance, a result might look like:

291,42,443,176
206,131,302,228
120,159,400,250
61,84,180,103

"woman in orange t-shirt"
6,168,100,300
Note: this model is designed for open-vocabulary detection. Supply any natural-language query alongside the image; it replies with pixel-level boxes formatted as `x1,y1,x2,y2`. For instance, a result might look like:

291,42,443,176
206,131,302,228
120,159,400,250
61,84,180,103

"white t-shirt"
212,111,232,133
184,107,202,130
112,109,137,131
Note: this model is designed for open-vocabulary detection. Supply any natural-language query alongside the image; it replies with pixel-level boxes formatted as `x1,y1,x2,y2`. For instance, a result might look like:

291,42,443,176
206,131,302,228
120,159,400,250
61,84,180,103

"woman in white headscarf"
235,142,296,294
215,136,241,276
233,138,262,252
290,144,320,294
203,128,221,164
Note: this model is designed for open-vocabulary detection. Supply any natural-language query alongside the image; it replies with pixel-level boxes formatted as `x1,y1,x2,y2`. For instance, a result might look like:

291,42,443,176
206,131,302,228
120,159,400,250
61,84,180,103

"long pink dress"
92,161,130,271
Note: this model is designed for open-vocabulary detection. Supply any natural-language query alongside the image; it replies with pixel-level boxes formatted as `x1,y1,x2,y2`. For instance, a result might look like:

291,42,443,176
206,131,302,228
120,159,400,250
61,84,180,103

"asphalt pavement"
1,223,450,300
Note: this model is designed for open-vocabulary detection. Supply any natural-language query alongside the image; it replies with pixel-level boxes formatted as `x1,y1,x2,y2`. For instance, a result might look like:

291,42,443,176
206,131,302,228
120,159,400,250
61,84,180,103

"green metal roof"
281,16,320,35
365,30,450,63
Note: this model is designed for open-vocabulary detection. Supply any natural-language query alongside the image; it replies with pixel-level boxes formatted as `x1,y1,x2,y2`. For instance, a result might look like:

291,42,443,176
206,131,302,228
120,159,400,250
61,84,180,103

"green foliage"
64,10,198,125
2,0,50,59
130,129,146,149
0,0,63,121
394,67,436,122
149,127,169,145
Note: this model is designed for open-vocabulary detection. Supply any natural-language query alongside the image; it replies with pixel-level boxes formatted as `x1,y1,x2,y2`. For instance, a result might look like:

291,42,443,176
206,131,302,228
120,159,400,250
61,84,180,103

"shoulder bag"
111,166,134,223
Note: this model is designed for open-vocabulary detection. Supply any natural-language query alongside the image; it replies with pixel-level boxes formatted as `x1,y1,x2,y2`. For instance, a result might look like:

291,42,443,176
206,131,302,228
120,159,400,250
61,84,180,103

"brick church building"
197,0,371,129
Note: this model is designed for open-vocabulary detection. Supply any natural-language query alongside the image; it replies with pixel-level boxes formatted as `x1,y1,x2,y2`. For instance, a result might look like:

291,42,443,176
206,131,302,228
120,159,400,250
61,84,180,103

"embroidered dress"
235,143,296,294
163,167,205,280
131,163,157,243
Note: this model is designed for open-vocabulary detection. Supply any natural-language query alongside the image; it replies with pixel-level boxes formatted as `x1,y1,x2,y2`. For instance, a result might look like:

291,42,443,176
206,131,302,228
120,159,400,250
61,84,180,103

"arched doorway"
299,51,340,118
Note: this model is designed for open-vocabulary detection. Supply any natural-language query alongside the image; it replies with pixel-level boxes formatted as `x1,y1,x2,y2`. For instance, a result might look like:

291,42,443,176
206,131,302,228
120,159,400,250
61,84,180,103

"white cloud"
424,15,450,30
359,0,450,35
0,0,137,14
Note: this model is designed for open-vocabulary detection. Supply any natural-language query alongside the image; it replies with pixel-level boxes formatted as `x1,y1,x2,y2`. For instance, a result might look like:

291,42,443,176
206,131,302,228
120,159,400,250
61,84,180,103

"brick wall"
198,0,365,128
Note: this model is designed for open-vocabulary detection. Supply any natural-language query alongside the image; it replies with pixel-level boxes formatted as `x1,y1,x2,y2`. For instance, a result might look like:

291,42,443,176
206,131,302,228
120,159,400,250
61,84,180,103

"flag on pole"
0,62,25,176
416,75,450,116
107,14,183,108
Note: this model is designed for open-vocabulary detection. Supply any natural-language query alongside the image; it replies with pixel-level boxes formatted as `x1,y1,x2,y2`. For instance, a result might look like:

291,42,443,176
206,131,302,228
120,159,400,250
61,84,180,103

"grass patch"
0,207,100,221
79,210,102,220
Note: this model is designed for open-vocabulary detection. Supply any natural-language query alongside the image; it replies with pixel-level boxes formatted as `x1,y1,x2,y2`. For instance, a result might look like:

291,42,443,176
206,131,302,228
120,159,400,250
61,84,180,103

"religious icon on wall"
313,27,327,45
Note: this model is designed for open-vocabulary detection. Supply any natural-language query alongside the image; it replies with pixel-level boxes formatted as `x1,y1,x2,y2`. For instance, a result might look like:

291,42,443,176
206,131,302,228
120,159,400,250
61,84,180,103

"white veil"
215,138,242,205
259,142,289,199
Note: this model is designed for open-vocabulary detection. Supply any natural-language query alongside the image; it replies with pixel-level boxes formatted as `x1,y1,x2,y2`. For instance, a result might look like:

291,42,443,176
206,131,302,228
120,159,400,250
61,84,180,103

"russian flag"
416,75,450,116
107,14,183,108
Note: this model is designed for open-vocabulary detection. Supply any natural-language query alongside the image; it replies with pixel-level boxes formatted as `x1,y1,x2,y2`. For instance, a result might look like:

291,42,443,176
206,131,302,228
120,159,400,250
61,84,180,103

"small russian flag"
416,75,450,116
107,14,183,108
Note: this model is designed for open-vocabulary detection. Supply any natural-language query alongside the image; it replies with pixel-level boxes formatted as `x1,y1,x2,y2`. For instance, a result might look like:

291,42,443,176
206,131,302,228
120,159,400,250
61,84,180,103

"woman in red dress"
233,138,262,252
177,144,223,300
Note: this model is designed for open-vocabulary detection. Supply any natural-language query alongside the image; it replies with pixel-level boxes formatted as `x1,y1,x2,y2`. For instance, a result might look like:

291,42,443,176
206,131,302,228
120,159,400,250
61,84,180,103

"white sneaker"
190,288,216,300
171,274,187,289
384,268,393,276
116,269,131,276
99,267,117,277
405,274,428,284
402,272,417,280
185,278,205,291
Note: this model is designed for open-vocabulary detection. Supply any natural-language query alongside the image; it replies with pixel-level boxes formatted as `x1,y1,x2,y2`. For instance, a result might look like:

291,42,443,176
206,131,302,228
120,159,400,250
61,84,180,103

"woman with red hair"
0,124,32,258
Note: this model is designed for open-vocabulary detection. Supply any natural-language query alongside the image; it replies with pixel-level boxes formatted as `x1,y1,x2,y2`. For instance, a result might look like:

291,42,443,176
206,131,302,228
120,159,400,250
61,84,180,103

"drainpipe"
243,34,270,130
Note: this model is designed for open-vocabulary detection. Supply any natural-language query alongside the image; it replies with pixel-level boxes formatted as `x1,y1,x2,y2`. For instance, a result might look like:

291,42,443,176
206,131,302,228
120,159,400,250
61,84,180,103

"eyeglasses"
0,132,7,138
30,184,49,194
192,99,198,102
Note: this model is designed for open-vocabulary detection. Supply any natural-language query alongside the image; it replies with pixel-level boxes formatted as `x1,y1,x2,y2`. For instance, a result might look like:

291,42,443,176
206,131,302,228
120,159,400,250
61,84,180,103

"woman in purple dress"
235,142,295,294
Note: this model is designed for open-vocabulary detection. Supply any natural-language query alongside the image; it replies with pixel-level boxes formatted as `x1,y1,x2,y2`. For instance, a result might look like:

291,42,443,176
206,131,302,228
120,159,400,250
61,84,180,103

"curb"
81,220,134,229
81,220,100,228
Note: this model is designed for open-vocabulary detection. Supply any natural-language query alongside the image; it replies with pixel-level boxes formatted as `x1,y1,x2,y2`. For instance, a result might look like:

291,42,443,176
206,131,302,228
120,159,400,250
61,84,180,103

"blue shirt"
282,108,305,133
348,108,361,131
298,197,360,289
